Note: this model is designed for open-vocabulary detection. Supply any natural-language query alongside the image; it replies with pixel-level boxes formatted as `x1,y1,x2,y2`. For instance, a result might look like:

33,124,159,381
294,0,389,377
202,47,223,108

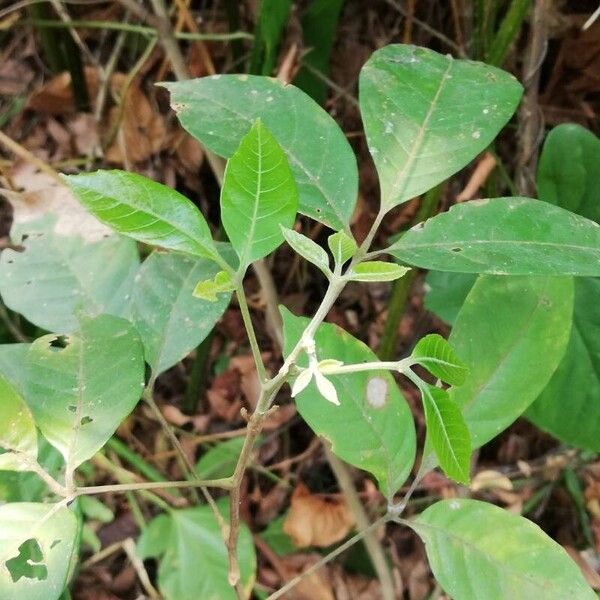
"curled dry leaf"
470,469,513,492
278,553,335,600
283,483,355,548
27,67,99,115
105,73,167,164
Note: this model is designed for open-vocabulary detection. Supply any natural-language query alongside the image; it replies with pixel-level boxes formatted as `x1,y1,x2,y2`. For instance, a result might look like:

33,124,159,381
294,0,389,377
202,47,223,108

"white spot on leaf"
366,377,388,409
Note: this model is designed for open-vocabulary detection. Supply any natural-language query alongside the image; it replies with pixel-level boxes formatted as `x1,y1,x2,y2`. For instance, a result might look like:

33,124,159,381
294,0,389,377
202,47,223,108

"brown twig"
515,0,548,196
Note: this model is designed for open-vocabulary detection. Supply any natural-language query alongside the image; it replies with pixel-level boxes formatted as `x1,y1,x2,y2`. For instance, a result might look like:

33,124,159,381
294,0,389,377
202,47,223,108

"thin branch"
0,130,64,185
267,514,391,600
235,284,267,383
75,477,232,496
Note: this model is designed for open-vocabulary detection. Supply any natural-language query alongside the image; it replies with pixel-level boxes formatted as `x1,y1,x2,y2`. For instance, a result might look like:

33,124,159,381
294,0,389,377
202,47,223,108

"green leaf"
137,502,256,600
221,120,298,266
282,307,416,498
411,498,595,599
65,170,219,260
328,230,357,265
347,261,410,282
359,44,522,209
0,502,78,600
424,271,477,325
411,334,468,386
26,314,145,470
0,440,63,504
193,270,236,302
526,126,600,451
196,437,246,479
249,0,291,75
281,227,330,274
259,515,296,556
293,0,346,104
132,251,230,375
450,276,573,448
418,383,470,484
79,496,114,524
0,344,29,398
389,197,600,276
163,76,358,230
527,277,600,450
0,217,139,333
0,375,37,472
537,123,600,222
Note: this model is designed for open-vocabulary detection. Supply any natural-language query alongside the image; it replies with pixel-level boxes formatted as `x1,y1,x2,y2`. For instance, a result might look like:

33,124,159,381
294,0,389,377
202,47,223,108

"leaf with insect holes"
360,44,522,209
0,502,78,600
281,227,330,275
410,499,596,599
0,376,37,472
221,120,298,268
411,334,468,386
65,170,220,261
418,383,471,484
25,314,144,470
389,198,600,276
282,307,416,497
347,261,410,282
193,270,236,302
328,230,357,265
132,251,231,376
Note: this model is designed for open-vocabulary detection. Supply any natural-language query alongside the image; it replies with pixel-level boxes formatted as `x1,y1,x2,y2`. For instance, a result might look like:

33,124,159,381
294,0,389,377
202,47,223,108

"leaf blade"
419,384,471,484
359,45,522,209
411,499,595,600
0,502,78,600
411,333,468,386
221,120,298,266
163,76,358,230
0,375,37,472
26,314,145,469
66,170,219,260
389,198,600,276
132,251,230,376
282,307,416,497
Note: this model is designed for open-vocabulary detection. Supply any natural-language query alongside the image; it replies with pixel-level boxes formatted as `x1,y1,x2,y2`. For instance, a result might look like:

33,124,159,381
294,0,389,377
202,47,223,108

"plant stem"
235,283,267,383
182,331,214,415
75,477,232,496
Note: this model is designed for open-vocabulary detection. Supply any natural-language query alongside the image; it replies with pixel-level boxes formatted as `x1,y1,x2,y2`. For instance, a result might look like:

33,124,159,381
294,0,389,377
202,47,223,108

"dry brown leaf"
27,67,99,115
278,553,335,600
283,483,355,548
456,152,497,202
105,74,166,164
470,469,513,492
2,163,112,242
